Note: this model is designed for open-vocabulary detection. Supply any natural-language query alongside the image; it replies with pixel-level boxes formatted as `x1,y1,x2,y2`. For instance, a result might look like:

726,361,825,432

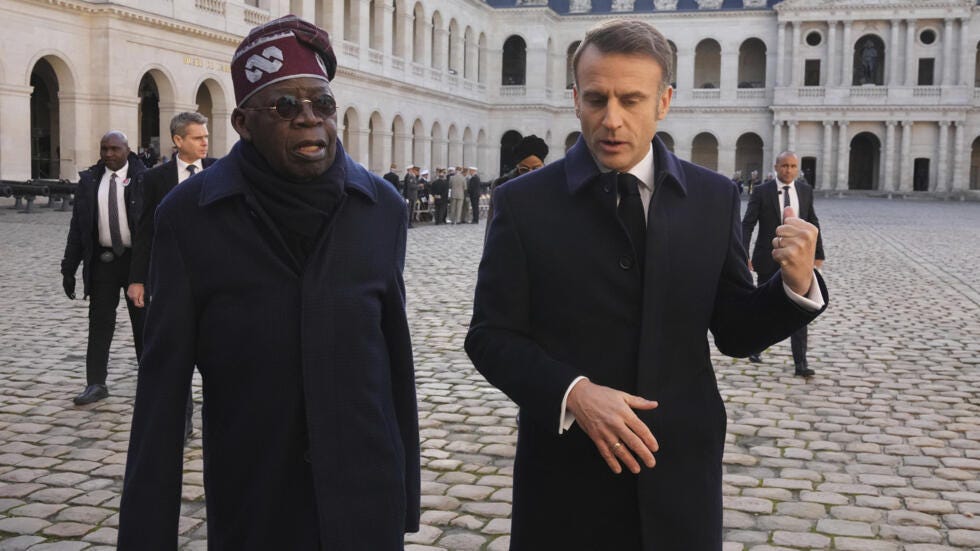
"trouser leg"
790,325,808,367
185,385,194,436
470,193,480,222
85,264,121,385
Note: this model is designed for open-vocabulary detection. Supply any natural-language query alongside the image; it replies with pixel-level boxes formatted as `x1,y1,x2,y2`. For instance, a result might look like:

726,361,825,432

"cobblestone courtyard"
0,197,978,550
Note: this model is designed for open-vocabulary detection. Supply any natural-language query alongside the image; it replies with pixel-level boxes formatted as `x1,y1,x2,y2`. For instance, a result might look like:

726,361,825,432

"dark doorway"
913,158,930,191
848,132,880,190
565,131,580,152
917,59,935,86
30,58,60,179
735,133,764,177
138,74,161,153
801,156,817,188
499,130,523,177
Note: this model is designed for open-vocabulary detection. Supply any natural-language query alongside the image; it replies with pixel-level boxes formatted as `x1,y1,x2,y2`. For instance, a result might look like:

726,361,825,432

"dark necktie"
617,172,646,273
187,164,197,176
782,185,791,208
107,173,125,256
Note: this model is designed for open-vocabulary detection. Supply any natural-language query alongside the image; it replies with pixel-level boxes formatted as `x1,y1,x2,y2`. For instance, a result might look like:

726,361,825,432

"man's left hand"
771,206,819,296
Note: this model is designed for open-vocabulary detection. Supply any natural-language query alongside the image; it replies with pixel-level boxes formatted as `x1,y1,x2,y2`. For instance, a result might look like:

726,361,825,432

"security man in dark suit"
128,111,215,437
62,131,147,405
742,150,825,376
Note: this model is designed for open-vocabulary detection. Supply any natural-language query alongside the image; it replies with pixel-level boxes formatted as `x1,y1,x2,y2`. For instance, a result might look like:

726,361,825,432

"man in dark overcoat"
127,111,216,439
118,15,419,550
61,131,147,405
466,19,828,550
742,150,825,375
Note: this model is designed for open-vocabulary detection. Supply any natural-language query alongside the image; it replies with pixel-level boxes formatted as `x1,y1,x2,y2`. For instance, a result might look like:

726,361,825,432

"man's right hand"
127,283,145,308
62,275,76,300
566,379,659,475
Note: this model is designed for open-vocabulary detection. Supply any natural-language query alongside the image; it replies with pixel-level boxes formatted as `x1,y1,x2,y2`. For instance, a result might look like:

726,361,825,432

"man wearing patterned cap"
118,15,419,550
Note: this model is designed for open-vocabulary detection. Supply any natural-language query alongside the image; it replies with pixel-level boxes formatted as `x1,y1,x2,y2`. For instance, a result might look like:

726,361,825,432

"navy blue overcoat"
118,145,420,550
466,136,828,550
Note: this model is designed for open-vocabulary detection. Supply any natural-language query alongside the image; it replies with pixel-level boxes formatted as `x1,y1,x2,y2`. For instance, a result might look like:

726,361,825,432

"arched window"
694,39,721,88
656,131,674,153
565,131,581,152
691,132,719,171
738,38,767,88
502,35,527,86
735,133,764,176
853,35,885,86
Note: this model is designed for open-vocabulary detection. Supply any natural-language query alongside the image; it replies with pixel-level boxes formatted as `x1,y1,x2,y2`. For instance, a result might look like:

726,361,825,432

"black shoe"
748,354,763,363
73,384,108,405
794,366,815,377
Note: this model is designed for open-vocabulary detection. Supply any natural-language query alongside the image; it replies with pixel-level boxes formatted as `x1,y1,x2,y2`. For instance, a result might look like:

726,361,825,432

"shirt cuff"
782,271,824,311
559,376,589,434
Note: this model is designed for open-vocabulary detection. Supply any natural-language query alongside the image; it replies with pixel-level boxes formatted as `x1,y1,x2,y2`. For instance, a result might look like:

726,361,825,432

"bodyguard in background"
127,111,215,438
742,150,825,376
61,131,147,405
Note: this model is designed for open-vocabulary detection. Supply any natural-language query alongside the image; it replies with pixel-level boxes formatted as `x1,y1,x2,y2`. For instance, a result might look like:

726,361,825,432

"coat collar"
199,141,377,207
564,135,688,198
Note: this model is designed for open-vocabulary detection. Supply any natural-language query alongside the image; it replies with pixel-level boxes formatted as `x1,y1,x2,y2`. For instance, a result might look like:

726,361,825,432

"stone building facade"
2,0,979,192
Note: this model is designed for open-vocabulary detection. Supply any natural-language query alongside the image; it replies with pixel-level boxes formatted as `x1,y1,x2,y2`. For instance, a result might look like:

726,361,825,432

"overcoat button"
602,185,611,193
619,255,633,270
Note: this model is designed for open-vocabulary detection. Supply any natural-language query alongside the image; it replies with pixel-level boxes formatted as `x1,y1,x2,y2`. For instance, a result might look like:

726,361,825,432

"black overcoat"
61,153,146,296
466,136,828,550
118,147,420,550
128,157,217,285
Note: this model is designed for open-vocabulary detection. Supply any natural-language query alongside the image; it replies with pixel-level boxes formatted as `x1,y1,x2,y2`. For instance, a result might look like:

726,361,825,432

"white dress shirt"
97,162,132,248
777,179,799,223
557,147,824,434
176,156,204,185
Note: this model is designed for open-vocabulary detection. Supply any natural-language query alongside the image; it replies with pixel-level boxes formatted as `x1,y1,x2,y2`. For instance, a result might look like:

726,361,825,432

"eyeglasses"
243,94,337,120
516,164,540,175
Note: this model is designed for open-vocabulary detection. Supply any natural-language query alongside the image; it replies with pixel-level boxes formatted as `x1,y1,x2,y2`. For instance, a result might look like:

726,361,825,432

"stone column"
433,28,448,70
840,21,852,86
942,19,954,86
787,120,798,152
465,36,478,80
899,121,913,191
676,46,695,93
790,22,801,87
379,0,394,56
959,18,972,86
210,108,233,158
826,21,838,87
883,121,896,191
421,22,432,68
357,0,371,51
417,135,432,172
352,128,370,166
821,121,834,190
905,20,916,86
776,22,786,87
936,121,949,191
372,129,392,173
0,84,33,181
721,49,738,100
772,120,783,163
394,5,411,60
951,121,966,191
432,137,447,168
888,20,900,86
836,121,849,190
394,131,412,169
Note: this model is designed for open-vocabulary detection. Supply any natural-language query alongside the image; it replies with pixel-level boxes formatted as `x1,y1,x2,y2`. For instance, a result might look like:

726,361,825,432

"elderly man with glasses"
118,15,420,550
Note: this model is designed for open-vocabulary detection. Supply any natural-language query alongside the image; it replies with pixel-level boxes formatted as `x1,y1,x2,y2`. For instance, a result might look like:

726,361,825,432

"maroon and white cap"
231,15,337,106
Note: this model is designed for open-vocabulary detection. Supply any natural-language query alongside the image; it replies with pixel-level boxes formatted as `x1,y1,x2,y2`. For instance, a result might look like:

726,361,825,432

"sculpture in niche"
569,0,592,13
859,39,879,84
695,0,724,9
611,0,635,10
654,0,678,8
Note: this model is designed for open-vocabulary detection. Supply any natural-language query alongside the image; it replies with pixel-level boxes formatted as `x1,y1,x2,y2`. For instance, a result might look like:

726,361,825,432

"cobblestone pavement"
1,197,978,550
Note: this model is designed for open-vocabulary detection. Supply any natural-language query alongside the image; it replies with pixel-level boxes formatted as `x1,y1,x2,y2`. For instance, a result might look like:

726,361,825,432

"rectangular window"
804,59,821,86
918,58,935,86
